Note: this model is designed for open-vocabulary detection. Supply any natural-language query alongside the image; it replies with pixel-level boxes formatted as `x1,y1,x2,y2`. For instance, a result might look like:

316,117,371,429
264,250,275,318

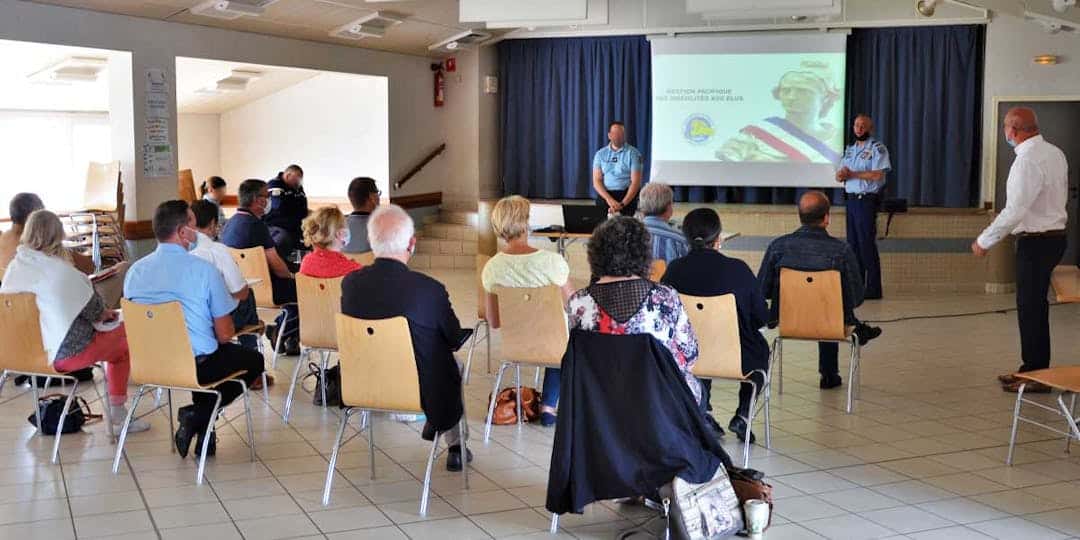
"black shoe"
820,374,843,389
194,429,217,457
854,323,882,345
278,335,300,356
174,405,198,459
728,415,756,445
265,324,279,345
446,444,473,472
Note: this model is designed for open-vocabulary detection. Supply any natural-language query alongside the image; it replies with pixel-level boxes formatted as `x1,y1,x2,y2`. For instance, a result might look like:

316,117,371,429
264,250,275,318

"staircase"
409,207,479,270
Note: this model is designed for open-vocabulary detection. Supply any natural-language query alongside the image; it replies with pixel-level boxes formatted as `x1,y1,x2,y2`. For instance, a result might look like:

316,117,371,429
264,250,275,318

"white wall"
0,0,471,220
177,113,221,187
218,72,388,199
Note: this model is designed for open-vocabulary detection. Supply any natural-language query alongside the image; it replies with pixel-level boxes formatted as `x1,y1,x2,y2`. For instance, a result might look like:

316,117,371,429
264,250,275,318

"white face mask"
340,228,352,247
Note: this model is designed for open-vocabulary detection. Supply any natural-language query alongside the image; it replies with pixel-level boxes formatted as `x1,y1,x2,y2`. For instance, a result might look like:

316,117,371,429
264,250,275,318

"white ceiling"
26,0,508,57
176,57,322,114
0,39,125,112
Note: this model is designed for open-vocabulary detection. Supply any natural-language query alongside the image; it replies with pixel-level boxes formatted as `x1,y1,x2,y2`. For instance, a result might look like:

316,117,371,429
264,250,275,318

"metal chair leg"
1067,393,1077,454
113,385,147,474
0,370,9,398
515,364,523,429
459,416,470,490
167,390,175,453
319,350,329,409
91,364,116,442
549,513,559,534
742,380,758,468
763,372,772,450
845,338,859,414
419,431,440,517
368,411,377,480
256,338,269,402
282,348,309,423
195,391,223,485
50,379,78,463
152,387,163,408
464,320,485,385
1059,393,1080,453
484,363,510,443
29,377,42,436
239,380,256,462
323,408,353,506
1006,384,1026,466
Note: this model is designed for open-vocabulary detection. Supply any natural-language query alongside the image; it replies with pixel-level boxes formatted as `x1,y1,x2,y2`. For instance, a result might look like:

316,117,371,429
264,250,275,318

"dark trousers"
846,194,883,298
270,275,300,339
192,343,265,432
541,368,560,409
1015,235,1067,372
698,354,769,419
269,226,299,262
595,189,638,217
819,342,840,376
231,292,260,350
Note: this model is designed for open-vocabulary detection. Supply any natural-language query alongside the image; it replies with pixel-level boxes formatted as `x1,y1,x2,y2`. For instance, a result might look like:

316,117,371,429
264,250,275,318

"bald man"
974,107,1068,392
837,114,891,299
759,191,882,389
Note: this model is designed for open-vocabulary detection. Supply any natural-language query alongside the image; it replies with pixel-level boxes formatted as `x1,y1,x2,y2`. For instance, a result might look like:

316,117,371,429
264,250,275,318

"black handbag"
880,198,908,238
14,367,94,388
304,362,342,407
27,394,101,435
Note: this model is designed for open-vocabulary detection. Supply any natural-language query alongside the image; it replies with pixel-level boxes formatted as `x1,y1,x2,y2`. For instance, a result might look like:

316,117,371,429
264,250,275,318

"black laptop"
562,204,609,234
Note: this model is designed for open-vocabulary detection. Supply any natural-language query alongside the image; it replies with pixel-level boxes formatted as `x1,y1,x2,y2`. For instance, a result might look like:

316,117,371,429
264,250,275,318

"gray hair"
639,182,674,217
367,204,414,256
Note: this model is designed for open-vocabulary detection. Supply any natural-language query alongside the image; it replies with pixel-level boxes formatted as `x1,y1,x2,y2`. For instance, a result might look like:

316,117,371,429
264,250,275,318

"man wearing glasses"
344,177,381,254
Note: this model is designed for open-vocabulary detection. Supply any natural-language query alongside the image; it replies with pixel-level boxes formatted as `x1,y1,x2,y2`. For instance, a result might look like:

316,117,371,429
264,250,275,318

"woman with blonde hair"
298,206,363,278
481,195,575,426
0,210,148,432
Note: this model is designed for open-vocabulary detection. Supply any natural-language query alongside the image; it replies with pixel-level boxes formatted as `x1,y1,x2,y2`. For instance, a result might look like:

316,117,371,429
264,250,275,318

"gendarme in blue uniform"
592,144,643,191
841,136,891,299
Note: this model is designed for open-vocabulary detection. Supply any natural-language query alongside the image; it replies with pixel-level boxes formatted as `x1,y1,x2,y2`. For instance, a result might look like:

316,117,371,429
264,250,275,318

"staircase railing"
394,143,446,191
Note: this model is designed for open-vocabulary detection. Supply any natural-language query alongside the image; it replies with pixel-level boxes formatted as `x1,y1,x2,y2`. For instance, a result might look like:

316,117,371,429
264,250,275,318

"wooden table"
530,230,739,258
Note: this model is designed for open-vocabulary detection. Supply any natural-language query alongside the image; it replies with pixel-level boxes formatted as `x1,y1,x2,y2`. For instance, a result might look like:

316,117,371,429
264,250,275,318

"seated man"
221,179,300,355
191,200,260,352
758,191,881,389
341,205,472,471
264,164,308,260
0,192,129,308
639,182,689,264
343,176,379,254
124,200,264,457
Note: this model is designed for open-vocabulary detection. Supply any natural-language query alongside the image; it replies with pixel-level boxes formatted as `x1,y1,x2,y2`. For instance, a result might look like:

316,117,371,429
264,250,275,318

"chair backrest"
492,285,567,367
335,314,423,413
83,161,121,212
476,254,491,320
0,293,55,375
648,259,667,282
296,274,343,349
344,251,375,266
228,247,277,309
177,169,197,203
121,299,200,388
679,293,744,379
778,268,846,340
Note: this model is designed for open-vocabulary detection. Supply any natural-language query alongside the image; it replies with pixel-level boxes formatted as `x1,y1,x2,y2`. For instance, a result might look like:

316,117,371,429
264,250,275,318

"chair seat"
235,323,266,336
197,370,252,390
1016,367,1080,393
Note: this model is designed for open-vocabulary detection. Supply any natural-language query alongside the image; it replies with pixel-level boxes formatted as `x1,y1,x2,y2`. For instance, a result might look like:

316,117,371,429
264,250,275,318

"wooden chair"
0,293,112,463
648,259,667,282
177,169,197,203
463,254,492,386
282,274,344,423
234,321,269,401
1006,367,1080,465
83,161,122,213
771,268,861,413
228,247,296,371
112,300,256,484
681,293,770,467
344,251,375,266
323,314,469,515
1051,265,1080,303
483,285,568,443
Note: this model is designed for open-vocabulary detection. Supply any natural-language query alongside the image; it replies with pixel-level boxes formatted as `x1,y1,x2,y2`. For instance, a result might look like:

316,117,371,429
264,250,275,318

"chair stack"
61,161,128,271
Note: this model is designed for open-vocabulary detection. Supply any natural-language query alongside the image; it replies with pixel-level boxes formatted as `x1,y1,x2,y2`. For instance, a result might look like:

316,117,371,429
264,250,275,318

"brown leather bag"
727,466,774,531
490,386,541,424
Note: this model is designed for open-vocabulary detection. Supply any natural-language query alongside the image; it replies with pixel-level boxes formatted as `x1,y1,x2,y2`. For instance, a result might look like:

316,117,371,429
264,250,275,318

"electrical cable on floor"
865,301,1072,324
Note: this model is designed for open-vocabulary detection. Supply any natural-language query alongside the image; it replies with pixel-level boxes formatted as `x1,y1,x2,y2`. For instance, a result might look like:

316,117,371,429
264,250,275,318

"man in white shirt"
972,107,1068,391
191,200,260,351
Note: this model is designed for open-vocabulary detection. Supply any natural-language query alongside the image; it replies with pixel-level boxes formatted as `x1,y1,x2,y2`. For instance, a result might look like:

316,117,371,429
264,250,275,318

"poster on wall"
143,68,173,178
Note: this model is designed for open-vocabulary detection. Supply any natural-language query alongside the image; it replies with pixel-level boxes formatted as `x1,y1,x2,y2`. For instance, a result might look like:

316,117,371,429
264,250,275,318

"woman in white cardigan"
0,210,148,432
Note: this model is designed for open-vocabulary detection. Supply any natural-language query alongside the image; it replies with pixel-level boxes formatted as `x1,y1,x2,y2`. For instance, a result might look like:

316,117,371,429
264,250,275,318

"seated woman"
200,176,228,234
299,206,363,278
0,210,149,432
481,196,575,426
567,216,701,404
661,208,769,443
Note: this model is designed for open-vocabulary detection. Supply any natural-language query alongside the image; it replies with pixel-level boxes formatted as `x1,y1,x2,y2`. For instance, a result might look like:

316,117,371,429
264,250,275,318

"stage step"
408,206,480,270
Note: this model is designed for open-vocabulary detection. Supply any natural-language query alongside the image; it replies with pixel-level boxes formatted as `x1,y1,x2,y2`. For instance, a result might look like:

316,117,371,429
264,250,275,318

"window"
0,110,111,219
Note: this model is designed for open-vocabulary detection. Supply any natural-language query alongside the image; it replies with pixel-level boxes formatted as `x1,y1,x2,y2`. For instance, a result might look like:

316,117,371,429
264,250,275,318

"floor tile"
234,512,321,539
73,509,154,538
968,517,1070,540
309,505,392,533
862,505,956,534
914,497,1010,524
802,513,898,539
398,516,491,539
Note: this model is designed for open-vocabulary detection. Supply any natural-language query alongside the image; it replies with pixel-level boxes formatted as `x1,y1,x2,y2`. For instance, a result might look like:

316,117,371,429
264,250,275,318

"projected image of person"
715,60,842,164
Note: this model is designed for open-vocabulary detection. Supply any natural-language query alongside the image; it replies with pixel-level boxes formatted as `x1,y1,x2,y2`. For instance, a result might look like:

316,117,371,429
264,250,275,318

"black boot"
446,444,473,472
175,405,198,459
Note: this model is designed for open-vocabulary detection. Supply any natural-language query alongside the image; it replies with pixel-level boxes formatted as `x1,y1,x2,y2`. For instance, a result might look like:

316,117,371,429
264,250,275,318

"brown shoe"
998,373,1020,385
1002,380,1052,393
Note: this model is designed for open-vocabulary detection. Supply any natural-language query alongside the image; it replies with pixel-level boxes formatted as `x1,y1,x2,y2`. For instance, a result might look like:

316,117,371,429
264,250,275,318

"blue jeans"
541,368,560,409
231,293,260,351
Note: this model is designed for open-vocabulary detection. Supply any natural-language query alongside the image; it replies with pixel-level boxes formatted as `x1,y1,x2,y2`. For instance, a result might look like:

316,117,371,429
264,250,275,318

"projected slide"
650,33,847,188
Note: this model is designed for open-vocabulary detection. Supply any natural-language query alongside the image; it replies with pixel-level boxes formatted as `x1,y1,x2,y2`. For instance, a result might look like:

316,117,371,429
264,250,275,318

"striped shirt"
643,216,689,263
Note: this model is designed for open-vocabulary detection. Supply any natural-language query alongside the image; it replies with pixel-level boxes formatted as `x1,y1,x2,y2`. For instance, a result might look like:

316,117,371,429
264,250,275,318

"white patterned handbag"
660,465,744,540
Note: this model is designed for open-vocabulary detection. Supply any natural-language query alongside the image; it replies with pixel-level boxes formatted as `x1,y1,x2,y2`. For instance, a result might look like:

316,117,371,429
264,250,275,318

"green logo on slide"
682,114,715,145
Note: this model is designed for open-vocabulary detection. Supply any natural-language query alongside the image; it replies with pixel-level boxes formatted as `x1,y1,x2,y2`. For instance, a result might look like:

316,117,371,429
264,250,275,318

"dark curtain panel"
846,25,985,207
498,36,652,198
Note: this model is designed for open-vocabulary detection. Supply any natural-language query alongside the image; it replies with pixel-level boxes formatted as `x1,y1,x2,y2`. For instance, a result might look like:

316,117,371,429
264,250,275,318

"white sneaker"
114,418,151,433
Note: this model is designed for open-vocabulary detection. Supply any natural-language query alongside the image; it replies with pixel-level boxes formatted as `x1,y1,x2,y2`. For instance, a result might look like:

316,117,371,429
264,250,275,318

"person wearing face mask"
124,200,264,457
974,107,1068,392
298,206,363,278
221,179,301,356
836,114,891,300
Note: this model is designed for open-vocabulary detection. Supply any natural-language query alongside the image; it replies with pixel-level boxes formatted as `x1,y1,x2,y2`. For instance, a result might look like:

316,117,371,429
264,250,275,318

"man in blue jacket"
264,164,309,260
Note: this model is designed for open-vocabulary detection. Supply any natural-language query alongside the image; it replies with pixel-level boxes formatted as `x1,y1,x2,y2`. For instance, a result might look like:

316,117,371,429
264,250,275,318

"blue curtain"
846,25,984,207
499,36,651,198
499,25,984,207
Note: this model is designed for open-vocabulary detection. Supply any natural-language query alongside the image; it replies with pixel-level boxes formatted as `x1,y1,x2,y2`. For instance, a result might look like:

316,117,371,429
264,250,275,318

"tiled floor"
2,268,1079,539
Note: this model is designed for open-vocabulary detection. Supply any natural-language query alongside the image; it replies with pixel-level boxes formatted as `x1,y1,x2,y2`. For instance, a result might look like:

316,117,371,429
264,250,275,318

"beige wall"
177,113,221,188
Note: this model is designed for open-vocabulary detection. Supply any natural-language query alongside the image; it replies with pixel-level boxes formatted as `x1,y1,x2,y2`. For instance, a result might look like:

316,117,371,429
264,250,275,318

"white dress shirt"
977,135,1069,249
190,231,247,294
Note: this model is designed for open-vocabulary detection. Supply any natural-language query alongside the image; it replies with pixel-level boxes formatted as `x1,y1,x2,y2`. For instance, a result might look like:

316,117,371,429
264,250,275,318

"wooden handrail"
394,143,446,191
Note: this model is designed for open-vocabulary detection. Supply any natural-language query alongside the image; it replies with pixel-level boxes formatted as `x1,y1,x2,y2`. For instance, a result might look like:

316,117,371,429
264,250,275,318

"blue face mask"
1006,136,1018,148
185,228,199,252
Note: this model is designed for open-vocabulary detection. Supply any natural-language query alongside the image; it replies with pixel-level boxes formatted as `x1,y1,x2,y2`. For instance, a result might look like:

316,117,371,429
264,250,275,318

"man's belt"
1017,229,1066,238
